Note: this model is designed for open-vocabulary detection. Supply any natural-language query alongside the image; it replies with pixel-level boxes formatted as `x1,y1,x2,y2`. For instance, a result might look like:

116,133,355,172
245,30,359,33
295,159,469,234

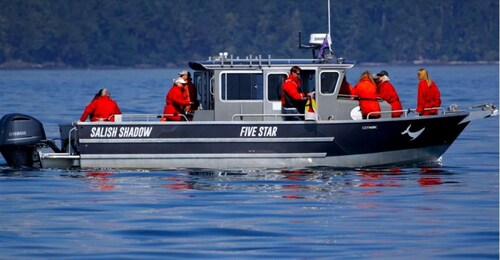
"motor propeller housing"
0,113,46,168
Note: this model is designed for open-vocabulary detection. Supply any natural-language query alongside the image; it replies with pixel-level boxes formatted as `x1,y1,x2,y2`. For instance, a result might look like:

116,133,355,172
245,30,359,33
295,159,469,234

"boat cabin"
189,54,391,122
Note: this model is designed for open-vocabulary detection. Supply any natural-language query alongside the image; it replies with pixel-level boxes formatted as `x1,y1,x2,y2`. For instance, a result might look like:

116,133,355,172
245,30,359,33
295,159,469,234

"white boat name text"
239,126,277,137
90,127,153,138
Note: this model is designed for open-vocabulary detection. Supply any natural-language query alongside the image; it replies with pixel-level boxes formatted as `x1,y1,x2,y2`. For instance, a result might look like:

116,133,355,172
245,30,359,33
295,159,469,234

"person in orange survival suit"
339,74,354,96
416,68,441,116
281,66,312,121
162,77,193,121
80,88,121,122
352,71,381,119
374,70,403,117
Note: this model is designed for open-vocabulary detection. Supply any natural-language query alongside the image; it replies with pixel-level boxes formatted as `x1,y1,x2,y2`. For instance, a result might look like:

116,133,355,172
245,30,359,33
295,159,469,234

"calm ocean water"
0,65,498,259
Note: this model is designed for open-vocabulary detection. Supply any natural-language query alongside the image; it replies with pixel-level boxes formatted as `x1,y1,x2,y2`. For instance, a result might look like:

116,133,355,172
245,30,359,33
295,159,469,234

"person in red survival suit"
162,77,192,121
339,75,354,96
374,70,403,117
179,70,199,120
416,68,441,116
352,71,381,119
281,66,312,121
80,88,121,122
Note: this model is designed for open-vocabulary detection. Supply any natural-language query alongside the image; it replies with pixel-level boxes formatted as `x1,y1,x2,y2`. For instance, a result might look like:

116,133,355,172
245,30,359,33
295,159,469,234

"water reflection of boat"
0,33,497,170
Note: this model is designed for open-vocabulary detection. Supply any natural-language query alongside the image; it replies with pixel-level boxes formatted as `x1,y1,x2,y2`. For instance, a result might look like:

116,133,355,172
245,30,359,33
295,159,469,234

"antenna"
328,0,332,51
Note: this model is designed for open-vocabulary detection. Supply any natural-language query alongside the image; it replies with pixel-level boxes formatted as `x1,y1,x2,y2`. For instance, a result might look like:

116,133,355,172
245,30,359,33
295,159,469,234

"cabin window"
267,73,287,101
301,70,317,94
320,71,340,94
266,71,315,101
194,71,214,110
221,72,263,100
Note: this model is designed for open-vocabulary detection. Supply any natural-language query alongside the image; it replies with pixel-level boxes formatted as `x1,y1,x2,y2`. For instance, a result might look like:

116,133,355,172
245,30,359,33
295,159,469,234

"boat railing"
423,107,446,114
231,113,317,121
338,94,385,102
109,108,449,123
367,107,447,119
112,114,188,122
231,113,285,121
203,53,355,68
67,126,77,155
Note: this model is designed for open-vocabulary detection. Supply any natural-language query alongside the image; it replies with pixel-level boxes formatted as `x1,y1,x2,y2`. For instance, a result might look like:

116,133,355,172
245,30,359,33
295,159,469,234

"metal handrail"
124,113,189,122
423,107,446,114
89,107,450,124
366,109,409,118
230,113,318,121
100,114,189,122
366,107,446,119
204,55,355,68
67,127,77,155
232,113,286,121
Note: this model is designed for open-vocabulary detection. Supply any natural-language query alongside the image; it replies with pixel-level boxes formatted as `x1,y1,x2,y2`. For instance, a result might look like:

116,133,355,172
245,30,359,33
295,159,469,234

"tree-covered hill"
0,0,497,68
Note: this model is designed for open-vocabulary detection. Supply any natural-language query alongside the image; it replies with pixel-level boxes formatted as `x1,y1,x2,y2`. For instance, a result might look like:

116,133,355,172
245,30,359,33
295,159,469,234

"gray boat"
0,33,497,169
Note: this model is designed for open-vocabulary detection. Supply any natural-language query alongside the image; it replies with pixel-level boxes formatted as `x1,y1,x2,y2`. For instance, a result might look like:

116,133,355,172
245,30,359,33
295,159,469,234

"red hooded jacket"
416,80,441,115
80,96,121,122
339,79,353,95
163,84,191,121
353,77,381,118
378,80,403,117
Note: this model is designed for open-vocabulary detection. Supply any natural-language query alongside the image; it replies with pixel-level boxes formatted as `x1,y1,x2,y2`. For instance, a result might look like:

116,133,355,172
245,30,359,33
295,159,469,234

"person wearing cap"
352,71,381,119
162,77,192,121
281,66,312,120
179,70,199,119
416,68,441,116
80,88,121,122
374,70,403,117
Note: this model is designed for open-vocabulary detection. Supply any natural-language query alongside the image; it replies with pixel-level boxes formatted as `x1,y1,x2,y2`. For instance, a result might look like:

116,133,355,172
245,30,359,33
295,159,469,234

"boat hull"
59,112,469,169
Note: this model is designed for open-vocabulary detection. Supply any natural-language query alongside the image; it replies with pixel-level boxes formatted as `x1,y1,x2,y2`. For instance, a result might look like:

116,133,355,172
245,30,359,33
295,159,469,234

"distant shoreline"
0,59,498,69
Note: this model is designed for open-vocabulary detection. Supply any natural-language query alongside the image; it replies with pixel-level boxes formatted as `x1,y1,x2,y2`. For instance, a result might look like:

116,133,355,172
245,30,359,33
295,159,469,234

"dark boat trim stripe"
79,137,335,143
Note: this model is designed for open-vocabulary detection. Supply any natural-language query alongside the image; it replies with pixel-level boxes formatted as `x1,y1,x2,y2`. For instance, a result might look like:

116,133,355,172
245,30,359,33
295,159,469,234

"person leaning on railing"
352,71,381,119
416,68,441,116
162,77,193,121
374,70,403,118
80,88,122,122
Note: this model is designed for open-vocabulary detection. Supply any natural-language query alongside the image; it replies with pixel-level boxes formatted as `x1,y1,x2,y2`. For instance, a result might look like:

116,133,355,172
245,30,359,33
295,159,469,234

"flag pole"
328,0,332,50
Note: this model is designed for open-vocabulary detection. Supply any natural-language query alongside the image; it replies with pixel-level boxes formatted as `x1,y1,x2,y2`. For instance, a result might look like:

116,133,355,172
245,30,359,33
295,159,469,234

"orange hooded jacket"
353,77,381,118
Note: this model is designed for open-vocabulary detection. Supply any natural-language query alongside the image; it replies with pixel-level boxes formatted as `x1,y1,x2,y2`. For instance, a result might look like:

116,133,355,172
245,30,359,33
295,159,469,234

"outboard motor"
0,113,46,168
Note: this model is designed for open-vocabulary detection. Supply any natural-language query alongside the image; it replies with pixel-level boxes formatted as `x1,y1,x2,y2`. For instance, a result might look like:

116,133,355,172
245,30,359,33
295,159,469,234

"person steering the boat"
162,77,193,121
80,88,122,122
281,66,312,120
179,70,198,121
